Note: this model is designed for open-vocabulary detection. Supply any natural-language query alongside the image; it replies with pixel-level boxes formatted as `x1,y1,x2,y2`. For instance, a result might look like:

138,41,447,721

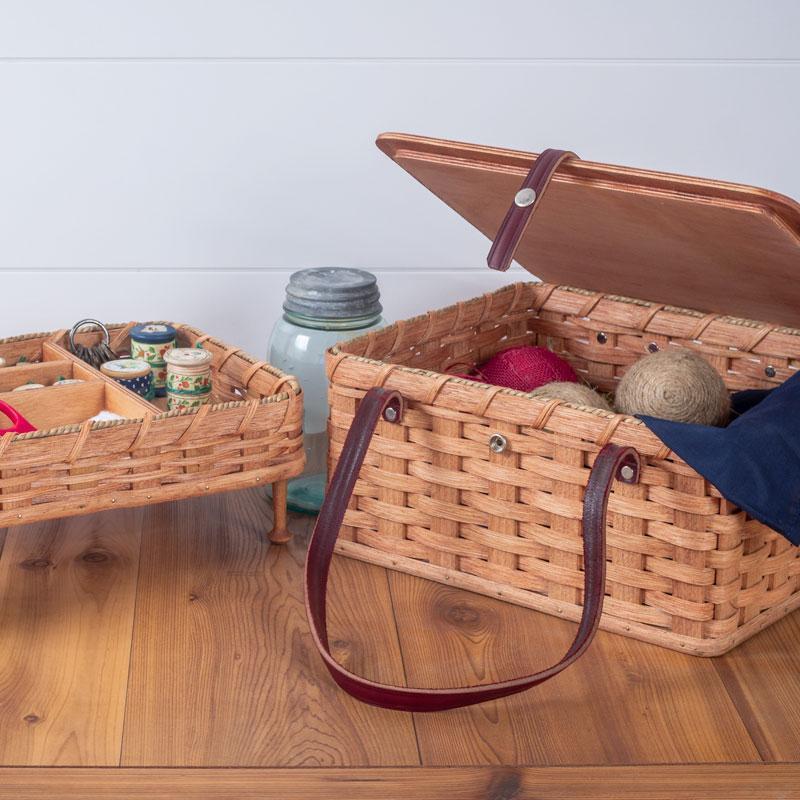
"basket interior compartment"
0,343,107,394
0,378,153,431
337,283,788,403
50,323,292,409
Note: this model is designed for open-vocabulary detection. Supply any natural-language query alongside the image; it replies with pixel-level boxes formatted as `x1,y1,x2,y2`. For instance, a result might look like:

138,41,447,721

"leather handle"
487,148,577,272
0,400,36,436
305,387,641,712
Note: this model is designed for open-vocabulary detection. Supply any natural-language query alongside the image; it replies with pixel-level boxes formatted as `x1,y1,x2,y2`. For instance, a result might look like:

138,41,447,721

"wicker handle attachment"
305,387,640,712
487,148,577,272
0,400,37,436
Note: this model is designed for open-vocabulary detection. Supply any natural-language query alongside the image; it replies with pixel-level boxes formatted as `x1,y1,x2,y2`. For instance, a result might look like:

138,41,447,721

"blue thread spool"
130,323,177,398
100,358,155,401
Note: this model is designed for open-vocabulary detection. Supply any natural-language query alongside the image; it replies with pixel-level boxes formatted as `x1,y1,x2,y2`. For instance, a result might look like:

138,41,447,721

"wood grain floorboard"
713,610,800,761
121,490,417,766
0,764,798,800
0,509,143,766
388,571,759,765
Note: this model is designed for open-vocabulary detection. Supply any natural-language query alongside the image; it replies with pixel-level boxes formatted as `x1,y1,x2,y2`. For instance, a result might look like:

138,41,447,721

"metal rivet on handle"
383,406,398,422
619,465,636,482
765,365,777,378
596,332,608,344
514,188,536,208
489,433,508,453
647,342,659,353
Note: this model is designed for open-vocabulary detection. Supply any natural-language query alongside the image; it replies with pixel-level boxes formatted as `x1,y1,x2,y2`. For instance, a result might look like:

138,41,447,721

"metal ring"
68,319,110,354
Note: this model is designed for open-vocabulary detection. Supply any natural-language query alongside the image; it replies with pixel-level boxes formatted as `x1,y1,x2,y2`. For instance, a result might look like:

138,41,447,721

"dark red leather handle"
487,148,577,271
305,387,640,712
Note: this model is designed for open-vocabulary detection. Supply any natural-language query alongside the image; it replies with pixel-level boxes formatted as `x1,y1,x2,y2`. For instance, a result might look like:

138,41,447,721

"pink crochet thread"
455,346,579,392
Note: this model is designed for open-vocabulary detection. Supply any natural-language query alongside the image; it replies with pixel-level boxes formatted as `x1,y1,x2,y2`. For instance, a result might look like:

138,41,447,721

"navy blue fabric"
730,387,772,418
639,372,800,545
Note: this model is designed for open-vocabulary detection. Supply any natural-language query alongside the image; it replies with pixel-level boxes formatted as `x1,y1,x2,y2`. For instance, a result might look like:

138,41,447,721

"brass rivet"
111,498,117,504
596,332,608,344
489,433,508,453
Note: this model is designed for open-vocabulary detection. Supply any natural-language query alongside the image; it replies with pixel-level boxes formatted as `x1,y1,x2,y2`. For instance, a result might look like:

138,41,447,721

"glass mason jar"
268,268,385,513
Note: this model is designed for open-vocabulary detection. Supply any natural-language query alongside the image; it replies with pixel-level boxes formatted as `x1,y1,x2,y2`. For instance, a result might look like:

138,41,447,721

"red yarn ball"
475,346,578,392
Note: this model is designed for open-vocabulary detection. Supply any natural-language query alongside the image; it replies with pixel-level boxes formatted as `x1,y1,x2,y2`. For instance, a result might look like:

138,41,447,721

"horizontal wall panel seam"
0,58,799,65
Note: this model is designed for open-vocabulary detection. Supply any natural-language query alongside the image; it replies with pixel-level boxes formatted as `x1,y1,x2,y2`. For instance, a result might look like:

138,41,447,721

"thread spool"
131,323,177,398
100,358,155,401
531,381,612,411
166,348,213,411
615,349,730,425
13,382,45,392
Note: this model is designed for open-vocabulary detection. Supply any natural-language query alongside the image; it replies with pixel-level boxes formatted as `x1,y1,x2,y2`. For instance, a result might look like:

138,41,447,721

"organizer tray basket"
0,322,304,542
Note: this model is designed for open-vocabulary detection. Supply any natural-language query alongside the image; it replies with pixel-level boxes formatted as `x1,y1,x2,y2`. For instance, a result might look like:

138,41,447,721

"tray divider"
46,341,161,418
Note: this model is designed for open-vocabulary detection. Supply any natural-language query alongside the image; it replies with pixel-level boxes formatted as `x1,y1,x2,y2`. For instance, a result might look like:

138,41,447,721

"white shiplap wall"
1,1,799,353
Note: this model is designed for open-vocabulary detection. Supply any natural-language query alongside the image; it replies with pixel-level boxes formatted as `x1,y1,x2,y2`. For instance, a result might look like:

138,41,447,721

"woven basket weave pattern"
327,282,800,656
0,323,304,527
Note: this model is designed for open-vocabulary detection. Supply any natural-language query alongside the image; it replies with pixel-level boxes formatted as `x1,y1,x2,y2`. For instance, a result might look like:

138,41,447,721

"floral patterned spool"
165,347,213,411
130,323,177,398
100,358,155,400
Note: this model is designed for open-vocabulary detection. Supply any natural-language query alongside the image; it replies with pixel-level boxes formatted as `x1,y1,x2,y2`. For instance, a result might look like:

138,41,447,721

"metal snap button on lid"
514,188,536,208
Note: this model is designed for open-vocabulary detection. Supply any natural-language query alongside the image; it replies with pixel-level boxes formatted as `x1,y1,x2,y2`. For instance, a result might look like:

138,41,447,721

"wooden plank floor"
0,488,799,797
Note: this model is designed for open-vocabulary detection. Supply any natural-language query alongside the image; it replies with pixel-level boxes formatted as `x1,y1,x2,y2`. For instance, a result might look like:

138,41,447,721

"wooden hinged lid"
377,133,800,327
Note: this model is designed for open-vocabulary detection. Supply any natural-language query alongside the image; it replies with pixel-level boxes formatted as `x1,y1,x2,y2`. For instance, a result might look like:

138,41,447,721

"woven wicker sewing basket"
324,133,800,658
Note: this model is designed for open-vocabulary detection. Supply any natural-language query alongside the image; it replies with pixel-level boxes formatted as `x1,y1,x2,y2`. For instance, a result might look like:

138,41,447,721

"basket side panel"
327,282,800,651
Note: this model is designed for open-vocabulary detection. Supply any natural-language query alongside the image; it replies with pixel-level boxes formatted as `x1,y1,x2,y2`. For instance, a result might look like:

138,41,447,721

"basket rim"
329,281,798,427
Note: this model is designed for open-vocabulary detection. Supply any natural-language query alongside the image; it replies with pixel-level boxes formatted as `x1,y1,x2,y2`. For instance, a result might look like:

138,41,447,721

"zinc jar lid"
100,358,153,379
283,267,382,320
131,323,177,343
165,348,213,369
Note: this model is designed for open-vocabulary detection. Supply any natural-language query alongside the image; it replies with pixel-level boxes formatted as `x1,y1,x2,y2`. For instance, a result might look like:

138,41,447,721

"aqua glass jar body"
267,268,384,513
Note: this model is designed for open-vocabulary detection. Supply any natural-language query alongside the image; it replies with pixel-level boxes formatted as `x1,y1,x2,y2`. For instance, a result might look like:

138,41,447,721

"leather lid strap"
304,386,640,712
487,148,577,272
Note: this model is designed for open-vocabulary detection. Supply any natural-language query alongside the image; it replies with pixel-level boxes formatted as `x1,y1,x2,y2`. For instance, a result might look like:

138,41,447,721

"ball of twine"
615,349,730,426
531,381,612,411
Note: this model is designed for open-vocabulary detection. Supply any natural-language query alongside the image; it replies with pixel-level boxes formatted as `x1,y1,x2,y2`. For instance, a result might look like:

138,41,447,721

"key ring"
68,319,118,369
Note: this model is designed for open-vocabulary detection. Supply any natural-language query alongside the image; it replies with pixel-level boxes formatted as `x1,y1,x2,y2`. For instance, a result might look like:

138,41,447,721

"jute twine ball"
531,381,612,411
615,350,730,425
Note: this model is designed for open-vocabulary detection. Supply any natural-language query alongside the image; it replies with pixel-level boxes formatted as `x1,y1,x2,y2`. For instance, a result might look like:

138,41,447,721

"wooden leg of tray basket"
268,479,291,544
